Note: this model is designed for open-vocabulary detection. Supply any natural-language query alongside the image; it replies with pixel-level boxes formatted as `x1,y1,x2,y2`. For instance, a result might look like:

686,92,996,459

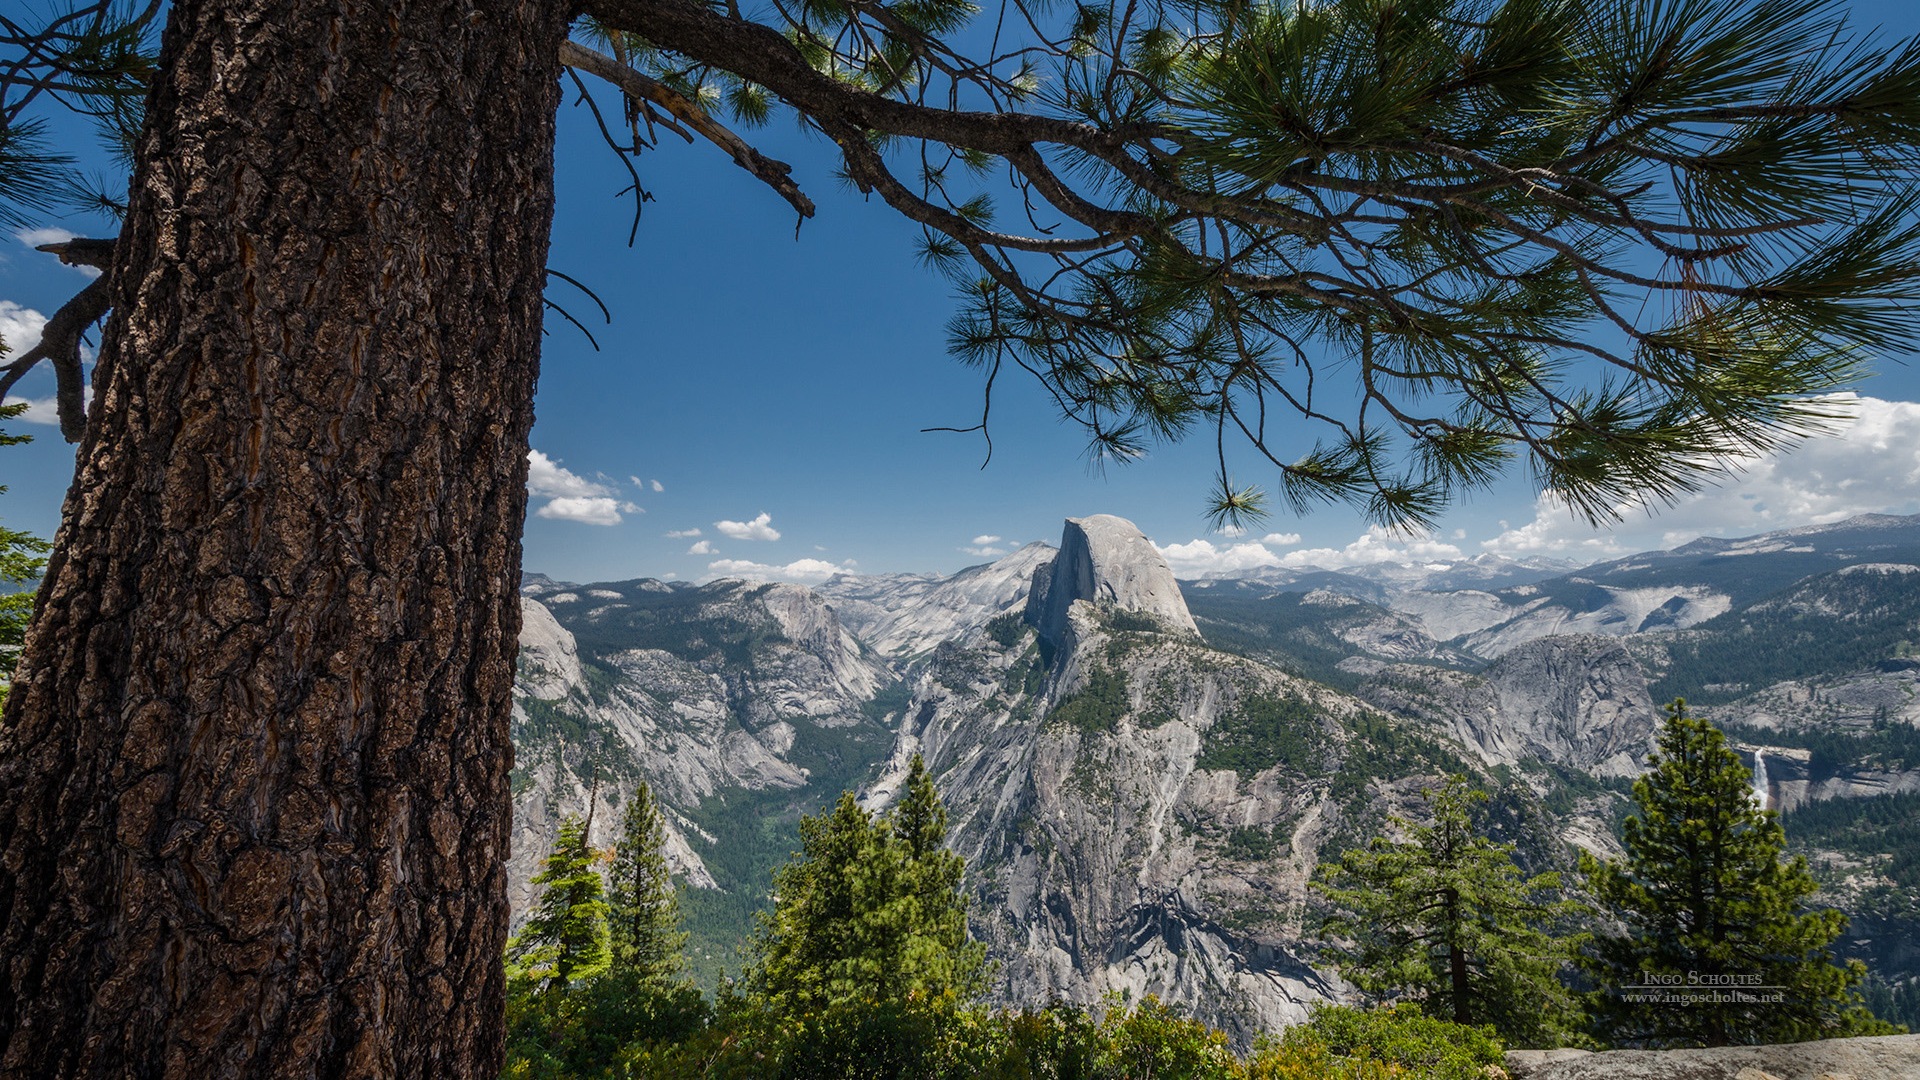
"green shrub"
1252,1005,1503,1080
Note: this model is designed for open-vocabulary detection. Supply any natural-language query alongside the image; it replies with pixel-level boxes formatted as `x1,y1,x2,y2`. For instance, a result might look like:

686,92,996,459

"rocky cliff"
1028,515,1199,647
860,516,1494,1041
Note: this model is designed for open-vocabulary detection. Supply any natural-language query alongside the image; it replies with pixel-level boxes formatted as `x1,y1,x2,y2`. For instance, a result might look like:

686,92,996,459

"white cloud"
10,233,99,279
2,395,60,426
688,539,716,555
15,227,74,248
963,545,1008,558
1216,524,1247,539
666,527,703,538
526,450,626,524
1259,532,1301,546
650,479,665,493
535,496,625,526
971,534,1002,546
1481,395,1920,558
715,512,780,541
527,449,611,499
0,301,47,356
1277,526,1465,570
1157,538,1285,576
705,557,853,583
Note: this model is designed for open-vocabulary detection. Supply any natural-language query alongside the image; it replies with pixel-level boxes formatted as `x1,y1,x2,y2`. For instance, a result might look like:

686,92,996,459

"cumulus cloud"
526,450,627,524
12,232,99,279
1481,394,1920,558
715,512,780,541
535,496,625,526
2,395,60,426
1277,526,1465,570
527,449,611,499
15,227,74,248
666,527,703,538
0,300,46,355
705,557,853,583
963,545,1007,558
1216,524,1247,539
689,539,716,555
650,479,665,493
1157,538,1285,577
971,534,1002,546
1260,532,1301,546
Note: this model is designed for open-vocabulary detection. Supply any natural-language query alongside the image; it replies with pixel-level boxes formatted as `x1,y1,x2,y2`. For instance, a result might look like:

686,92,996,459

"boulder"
1506,1034,1920,1080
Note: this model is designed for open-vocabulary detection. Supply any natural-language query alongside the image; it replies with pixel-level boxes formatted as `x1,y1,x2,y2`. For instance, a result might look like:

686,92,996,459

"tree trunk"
0,0,568,1074
1443,888,1470,1025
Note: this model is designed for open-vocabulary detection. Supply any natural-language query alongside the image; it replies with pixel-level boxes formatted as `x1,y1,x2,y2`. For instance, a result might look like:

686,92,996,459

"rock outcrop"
820,543,1054,660
1507,1033,1920,1080
1027,515,1198,648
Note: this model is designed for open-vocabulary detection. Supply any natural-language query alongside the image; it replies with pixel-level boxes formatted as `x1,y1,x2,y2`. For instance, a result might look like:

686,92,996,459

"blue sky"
7,0,1920,585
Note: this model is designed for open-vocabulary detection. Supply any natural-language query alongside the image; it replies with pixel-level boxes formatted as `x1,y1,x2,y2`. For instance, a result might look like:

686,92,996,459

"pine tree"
1315,776,1587,1048
1582,701,1897,1047
509,816,612,993
606,780,686,983
750,756,987,1012
0,401,49,711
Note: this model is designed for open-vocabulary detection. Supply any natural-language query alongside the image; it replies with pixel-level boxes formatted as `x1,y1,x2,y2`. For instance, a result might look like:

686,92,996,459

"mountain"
864,515,1495,1038
506,511,1920,1035
511,575,898,979
814,542,1052,660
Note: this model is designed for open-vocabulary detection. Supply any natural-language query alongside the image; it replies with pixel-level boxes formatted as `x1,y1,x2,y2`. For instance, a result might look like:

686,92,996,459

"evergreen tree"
606,780,687,983
509,816,612,993
750,756,987,1012
1316,776,1587,1048
1582,701,1897,1047
0,401,50,711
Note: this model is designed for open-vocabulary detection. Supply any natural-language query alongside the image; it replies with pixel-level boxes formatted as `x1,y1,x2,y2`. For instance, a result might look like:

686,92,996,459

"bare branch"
561,40,816,220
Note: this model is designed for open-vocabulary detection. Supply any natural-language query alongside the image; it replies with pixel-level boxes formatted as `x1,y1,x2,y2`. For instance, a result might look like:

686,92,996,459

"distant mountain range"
512,511,1920,1037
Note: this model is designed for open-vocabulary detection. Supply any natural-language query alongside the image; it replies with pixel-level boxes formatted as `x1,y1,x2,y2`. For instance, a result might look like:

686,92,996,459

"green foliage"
1197,691,1326,778
1249,1005,1505,1080
1330,712,1472,804
748,755,988,1013
1048,666,1131,734
1781,789,1920,895
508,816,611,992
1091,994,1240,1079
1582,701,1899,1047
1316,778,1588,1047
1222,825,1278,863
985,613,1028,649
503,974,709,1079
0,401,51,711
607,781,687,983
862,678,915,723
1722,719,1920,782
1181,587,1378,691
1651,569,1920,704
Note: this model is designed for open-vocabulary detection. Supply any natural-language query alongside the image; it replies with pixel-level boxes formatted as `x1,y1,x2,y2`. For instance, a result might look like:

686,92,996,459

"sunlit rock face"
1028,514,1200,648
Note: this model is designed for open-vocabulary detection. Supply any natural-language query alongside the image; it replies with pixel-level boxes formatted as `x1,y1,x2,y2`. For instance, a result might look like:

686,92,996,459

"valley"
509,511,1920,1035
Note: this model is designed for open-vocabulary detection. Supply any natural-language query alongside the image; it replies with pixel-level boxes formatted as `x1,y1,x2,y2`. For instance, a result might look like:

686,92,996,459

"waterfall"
1751,750,1770,810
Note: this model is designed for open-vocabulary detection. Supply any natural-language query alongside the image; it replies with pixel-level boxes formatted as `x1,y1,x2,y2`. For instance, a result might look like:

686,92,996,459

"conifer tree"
508,816,612,993
750,756,986,1011
1316,776,1587,1048
607,780,686,983
0,401,49,711
1583,701,1896,1047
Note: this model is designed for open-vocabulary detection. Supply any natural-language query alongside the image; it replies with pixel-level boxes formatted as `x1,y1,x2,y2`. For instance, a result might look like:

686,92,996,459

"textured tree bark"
0,0,569,1074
